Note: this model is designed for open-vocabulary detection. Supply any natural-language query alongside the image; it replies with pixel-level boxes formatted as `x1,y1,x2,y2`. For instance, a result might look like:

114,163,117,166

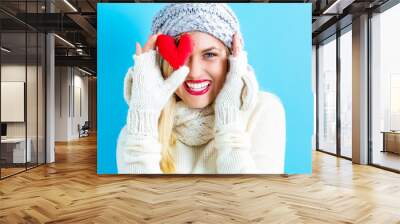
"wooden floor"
1,135,400,223
1,163,44,178
0,167,26,178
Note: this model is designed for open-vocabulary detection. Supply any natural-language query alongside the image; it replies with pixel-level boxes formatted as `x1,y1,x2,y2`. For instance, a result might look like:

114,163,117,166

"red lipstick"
184,79,211,96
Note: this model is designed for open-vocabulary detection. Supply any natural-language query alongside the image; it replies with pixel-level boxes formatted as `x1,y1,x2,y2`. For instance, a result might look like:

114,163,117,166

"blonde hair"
158,55,178,173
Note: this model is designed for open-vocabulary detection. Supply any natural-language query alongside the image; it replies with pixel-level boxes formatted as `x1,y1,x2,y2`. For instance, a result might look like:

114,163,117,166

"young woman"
117,3,286,174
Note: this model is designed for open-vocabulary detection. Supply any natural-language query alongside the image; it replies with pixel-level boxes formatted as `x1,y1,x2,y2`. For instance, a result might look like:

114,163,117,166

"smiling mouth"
184,80,211,96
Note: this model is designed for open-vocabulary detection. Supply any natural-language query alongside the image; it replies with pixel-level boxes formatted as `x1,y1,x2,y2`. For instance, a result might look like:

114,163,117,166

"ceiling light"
1,47,11,53
54,34,75,48
78,67,93,76
322,0,355,15
63,0,78,12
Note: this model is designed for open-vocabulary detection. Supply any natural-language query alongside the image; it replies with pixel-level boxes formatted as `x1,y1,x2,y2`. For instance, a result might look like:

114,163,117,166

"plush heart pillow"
156,33,193,70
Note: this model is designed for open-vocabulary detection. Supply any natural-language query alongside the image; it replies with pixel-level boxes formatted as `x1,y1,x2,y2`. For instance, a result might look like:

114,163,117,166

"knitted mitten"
214,51,260,173
125,50,189,138
214,51,250,131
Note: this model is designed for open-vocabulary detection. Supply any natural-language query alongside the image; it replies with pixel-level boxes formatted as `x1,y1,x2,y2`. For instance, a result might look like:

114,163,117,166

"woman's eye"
204,52,217,58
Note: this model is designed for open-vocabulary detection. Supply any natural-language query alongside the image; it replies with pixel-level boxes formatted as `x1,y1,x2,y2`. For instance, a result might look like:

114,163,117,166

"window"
318,35,337,154
371,2,400,171
0,1,46,179
339,28,352,158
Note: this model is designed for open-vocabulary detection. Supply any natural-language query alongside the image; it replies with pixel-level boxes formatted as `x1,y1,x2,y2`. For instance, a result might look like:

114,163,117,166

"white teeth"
186,81,209,91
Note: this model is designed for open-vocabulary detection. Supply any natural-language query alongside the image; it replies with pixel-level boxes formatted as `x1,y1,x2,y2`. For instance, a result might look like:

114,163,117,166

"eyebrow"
201,47,223,53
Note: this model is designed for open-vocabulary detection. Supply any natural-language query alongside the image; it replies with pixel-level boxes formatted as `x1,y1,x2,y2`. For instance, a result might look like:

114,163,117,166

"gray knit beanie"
151,3,241,49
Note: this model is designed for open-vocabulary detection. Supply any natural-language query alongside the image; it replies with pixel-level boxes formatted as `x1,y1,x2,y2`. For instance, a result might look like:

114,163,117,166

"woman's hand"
214,33,260,173
124,34,190,137
214,33,249,130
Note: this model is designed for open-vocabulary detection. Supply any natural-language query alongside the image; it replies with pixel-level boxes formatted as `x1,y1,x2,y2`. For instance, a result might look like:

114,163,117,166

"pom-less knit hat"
151,3,241,49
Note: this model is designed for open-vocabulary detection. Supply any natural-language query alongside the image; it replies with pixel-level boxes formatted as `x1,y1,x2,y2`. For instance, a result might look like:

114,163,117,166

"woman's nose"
187,57,203,79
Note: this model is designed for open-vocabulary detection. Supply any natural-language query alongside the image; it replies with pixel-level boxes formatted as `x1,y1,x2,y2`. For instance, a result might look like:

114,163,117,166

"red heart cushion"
156,34,193,70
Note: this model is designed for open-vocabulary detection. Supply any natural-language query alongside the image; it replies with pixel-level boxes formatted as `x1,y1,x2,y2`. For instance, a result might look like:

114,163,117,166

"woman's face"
174,32,229,109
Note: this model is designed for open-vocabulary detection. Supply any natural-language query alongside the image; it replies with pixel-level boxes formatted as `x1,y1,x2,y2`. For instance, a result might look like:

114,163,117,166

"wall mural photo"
98,3,313,174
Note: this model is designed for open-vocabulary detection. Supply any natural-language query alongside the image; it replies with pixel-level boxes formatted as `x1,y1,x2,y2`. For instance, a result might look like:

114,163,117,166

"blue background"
98,3,313,174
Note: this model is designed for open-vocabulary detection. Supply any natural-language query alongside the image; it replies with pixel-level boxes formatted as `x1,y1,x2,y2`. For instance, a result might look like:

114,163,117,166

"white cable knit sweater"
117,91,286,174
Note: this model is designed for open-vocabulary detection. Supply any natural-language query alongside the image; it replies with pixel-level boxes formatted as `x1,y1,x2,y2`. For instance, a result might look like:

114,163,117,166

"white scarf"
173,101,215,146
